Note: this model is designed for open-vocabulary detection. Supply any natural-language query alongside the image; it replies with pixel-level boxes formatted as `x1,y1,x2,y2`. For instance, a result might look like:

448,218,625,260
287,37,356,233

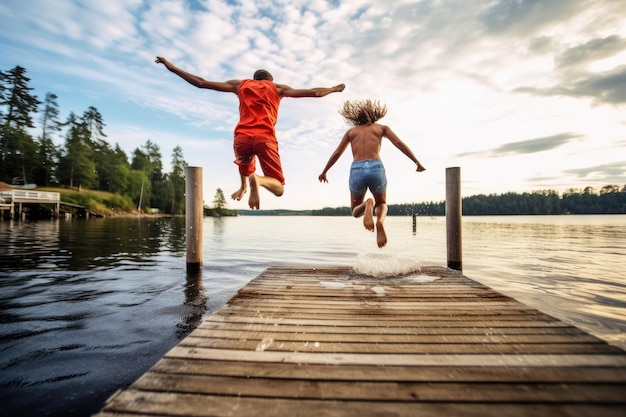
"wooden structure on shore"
95,265,626,417
0,189,100,220
0,189,60,220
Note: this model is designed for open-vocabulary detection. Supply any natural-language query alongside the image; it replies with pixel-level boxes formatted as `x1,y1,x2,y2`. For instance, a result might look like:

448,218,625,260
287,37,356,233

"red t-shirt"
235,79,281,140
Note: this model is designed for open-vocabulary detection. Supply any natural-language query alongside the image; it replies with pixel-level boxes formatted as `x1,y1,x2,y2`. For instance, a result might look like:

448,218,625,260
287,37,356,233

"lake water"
1,214,625,416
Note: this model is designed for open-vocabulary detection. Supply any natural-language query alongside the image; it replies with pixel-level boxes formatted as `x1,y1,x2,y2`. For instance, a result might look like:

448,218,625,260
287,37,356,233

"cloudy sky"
1,0,624,210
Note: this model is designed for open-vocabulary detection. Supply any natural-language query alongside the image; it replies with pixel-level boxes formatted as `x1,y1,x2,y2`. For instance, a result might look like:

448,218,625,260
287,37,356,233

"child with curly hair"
319,100,426,248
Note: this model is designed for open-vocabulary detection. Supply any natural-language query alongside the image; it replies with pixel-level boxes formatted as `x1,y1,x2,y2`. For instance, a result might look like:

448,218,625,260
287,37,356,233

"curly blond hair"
339,99,387,126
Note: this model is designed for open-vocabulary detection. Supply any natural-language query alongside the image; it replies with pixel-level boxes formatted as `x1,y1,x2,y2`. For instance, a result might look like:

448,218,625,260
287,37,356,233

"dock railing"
0,190,61,220
0,189,61,203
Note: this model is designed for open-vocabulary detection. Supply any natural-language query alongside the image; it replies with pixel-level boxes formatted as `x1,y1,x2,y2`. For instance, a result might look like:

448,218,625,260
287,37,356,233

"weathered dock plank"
94,266,626,417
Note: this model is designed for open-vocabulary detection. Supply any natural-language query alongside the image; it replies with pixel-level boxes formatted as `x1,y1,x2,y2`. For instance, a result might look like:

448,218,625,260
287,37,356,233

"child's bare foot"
248,174,260,210
376,221,387,248
231,186,247,201
363,198,374,231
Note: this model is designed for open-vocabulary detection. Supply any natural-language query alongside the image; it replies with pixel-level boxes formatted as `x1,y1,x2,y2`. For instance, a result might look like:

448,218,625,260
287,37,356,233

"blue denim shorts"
349,159,387,195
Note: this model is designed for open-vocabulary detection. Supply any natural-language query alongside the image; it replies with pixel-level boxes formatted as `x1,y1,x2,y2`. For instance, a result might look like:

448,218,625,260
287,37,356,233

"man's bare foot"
376,221,387,248
231,176,248,200
248,174,260,210
231,186,247,201
363,198,374,231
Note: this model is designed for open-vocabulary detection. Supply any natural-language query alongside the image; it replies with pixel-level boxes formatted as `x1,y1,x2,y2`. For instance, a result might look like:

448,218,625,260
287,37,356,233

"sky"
1,0,625,210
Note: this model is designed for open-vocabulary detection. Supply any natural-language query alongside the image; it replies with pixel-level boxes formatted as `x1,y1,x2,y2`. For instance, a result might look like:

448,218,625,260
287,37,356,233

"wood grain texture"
94,266,626,417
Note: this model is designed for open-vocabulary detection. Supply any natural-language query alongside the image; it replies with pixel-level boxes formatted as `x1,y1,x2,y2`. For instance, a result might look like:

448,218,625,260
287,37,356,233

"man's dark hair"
253,69,273,81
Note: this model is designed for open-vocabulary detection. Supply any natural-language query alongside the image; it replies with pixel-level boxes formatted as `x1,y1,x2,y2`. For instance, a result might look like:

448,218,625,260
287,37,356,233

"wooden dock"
94,266,626,417
0,189,60,219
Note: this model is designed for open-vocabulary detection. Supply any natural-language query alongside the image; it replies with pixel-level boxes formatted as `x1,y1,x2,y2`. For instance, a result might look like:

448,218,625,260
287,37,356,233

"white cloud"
1,0,625,209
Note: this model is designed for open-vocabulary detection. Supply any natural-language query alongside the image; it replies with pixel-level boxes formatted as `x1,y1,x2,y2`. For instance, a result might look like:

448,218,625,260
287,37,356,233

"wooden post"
185,167,203,273
446,167,462,271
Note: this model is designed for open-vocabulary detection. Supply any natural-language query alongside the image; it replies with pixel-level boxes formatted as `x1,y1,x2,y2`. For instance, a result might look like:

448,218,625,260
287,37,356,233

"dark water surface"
1,215,625,416
0,218,212,417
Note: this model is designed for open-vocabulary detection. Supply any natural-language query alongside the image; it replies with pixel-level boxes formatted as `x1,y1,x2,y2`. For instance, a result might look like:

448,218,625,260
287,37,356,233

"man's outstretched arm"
277,83,346,98
155,57,239,93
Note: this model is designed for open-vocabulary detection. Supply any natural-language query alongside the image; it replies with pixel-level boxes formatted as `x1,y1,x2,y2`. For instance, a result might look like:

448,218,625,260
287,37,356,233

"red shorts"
233,135,285,185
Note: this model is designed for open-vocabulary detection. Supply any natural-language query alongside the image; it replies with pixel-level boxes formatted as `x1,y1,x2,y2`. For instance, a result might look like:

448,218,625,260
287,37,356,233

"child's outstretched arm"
319,132,351,182
383,126,426,172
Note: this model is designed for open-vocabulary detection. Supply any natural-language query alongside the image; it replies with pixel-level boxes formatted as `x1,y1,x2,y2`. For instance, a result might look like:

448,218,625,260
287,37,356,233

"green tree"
34,134,60,186
600,185,619,194
82,106,106,140
108,163,131,195
127,169,151,211
91,137,117,191
3,129,38,184
40,92,62,142
212,188,227,216
131,140,163,210
213,188,227,209
169,145,187,214
0,65,40,180
57,112,98,189
34,92,62,185
79,106,117,191
106,144,132,193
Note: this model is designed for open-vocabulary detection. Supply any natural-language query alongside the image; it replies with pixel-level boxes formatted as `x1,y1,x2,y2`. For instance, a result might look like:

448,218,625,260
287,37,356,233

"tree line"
312,187,626,216
0,65,188,214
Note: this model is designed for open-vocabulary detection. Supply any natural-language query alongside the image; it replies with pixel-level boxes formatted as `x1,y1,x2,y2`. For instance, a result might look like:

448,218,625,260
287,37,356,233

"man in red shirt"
156,57,345,209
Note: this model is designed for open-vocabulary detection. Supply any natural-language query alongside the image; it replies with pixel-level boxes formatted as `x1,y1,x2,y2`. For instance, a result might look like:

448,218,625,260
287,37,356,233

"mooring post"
185,166,203,273
446,167,462,271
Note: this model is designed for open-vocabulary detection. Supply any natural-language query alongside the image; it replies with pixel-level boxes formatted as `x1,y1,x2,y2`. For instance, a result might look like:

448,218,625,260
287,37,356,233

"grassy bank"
38,187,140,216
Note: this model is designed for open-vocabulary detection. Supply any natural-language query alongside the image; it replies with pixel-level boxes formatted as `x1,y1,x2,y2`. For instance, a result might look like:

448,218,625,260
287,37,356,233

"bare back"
319,119,423,186
346,123,386,161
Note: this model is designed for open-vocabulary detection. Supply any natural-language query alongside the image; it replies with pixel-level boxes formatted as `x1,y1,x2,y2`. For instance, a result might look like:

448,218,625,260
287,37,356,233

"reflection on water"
1,217,187,272
178,271,208,338
0,214,625,417
0,217,203,417
460,215,626,349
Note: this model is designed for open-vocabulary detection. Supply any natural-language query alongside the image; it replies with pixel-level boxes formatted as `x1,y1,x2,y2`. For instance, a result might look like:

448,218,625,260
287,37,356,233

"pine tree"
0,65,40,180
58,112,98,189
212,188,227,216
170,146,187,214
35,92,62,185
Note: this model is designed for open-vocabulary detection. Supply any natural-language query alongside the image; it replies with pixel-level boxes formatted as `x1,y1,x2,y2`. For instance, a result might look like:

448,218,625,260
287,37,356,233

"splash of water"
353,252,422,277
